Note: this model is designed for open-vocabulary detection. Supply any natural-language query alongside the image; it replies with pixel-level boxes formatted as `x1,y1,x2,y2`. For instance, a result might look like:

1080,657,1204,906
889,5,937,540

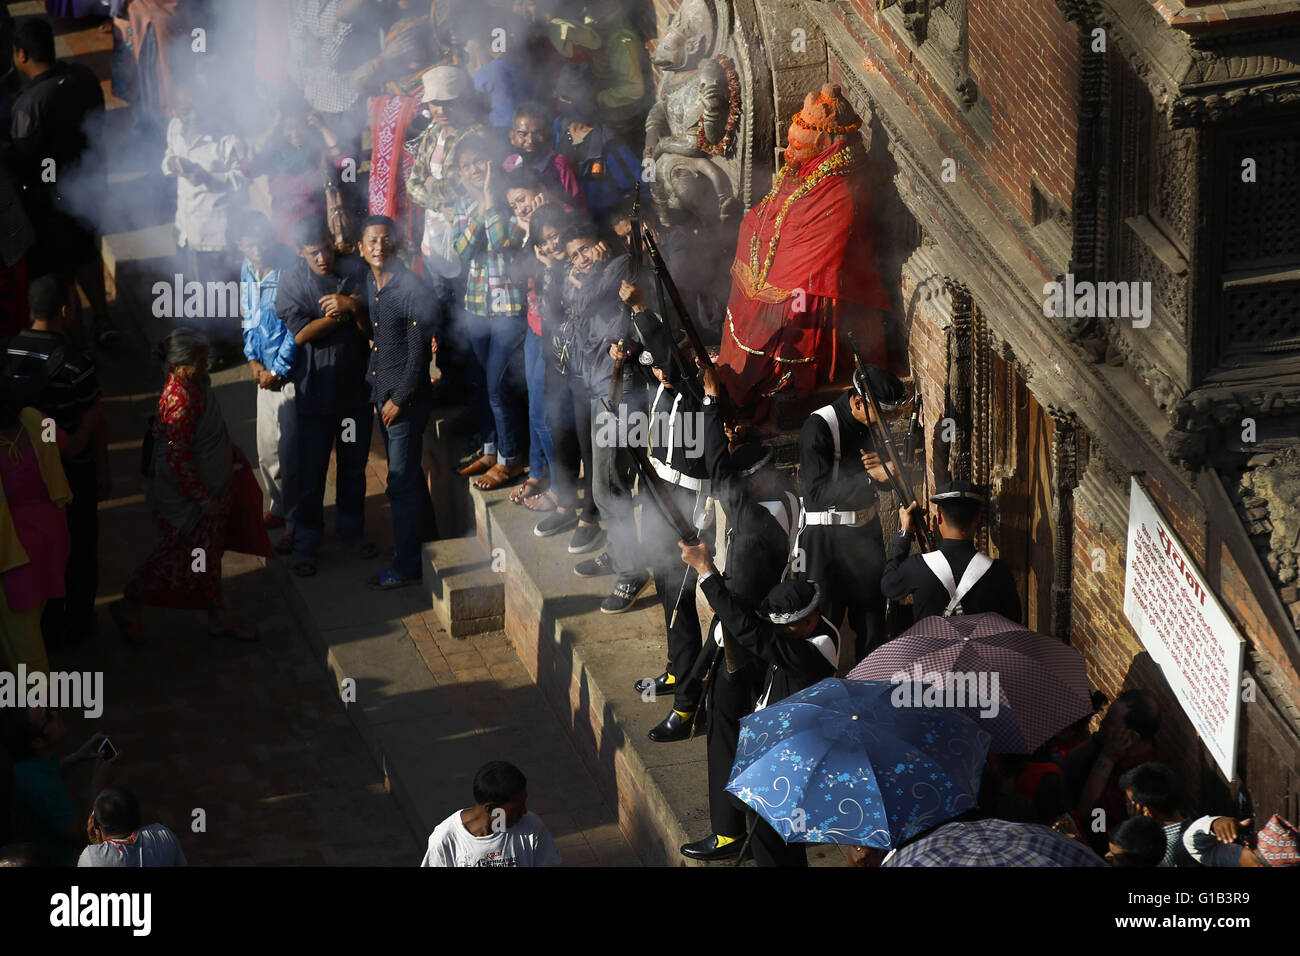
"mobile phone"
97,737,117,761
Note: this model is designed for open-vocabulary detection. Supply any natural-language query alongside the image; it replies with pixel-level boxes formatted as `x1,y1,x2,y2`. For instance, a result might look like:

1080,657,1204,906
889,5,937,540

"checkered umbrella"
846,612,1092,753
882,818,1107,867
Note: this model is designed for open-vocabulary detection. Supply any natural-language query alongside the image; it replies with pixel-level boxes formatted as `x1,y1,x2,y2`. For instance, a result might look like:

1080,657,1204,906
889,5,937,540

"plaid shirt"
452,197,525,317
288,0,359,114
405,122,486,212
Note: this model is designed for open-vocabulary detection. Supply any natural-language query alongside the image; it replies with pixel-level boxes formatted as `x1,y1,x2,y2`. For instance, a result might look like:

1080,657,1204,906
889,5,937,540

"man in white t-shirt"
79,787,186,867
420,761,561,867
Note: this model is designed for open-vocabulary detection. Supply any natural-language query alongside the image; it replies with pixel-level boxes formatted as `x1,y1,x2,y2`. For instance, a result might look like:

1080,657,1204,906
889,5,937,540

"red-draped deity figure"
716,84,891,421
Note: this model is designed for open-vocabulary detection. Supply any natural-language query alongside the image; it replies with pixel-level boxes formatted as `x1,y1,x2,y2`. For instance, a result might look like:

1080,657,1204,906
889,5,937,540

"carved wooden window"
1217,126,1300,362
879,0,990,138
1106,54,1193,393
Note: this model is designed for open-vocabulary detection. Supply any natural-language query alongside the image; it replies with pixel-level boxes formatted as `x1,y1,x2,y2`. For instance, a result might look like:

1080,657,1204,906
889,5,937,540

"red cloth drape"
717,138,890,412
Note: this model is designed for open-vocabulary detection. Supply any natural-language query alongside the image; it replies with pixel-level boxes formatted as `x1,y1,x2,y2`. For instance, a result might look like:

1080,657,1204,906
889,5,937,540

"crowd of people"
0,1,1296,870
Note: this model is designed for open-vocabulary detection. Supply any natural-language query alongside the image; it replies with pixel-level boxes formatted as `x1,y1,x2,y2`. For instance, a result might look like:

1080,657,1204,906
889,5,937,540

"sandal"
522,489,558,513
367,567,419,591
292,560,317,577
457,453,497,477
473,463,525,491
510,477,547,505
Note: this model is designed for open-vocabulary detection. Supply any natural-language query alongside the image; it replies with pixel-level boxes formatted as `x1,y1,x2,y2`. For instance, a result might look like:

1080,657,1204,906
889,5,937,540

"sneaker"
574,551,614,577
534,510,579,538
567,523,604,554
601,573,650,614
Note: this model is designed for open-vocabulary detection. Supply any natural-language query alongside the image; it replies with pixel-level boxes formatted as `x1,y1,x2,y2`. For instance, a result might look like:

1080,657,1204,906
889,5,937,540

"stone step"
422,535,505,637
467,481,845,867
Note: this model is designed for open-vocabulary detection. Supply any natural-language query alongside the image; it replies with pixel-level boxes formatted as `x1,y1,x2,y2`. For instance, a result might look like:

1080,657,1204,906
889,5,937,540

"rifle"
846,331,936,553
608,185,644,405
642,224,734,413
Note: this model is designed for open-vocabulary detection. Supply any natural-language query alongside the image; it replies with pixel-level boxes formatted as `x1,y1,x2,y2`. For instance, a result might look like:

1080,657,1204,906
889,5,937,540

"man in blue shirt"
357,215,439,589
274,215,377,577
237,212,298,556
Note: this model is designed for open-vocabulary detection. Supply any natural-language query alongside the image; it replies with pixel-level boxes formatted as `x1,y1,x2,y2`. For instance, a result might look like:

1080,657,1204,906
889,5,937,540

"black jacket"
565,253,631,398
799,391,879,512
881,536,1023,624
4,61,104,200
703,401,793,605
701,574,838,707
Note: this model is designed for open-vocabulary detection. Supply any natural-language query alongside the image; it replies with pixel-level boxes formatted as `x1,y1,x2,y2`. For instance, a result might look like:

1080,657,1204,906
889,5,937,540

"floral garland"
697,55,741,157
747,142,864,290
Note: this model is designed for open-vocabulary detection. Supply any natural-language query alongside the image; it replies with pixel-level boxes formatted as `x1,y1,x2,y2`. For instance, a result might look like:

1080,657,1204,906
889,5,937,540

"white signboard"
1123,478,1243,780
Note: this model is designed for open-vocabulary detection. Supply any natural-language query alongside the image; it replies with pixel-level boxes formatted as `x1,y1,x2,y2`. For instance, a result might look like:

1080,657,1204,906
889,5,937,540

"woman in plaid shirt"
451,133,528,491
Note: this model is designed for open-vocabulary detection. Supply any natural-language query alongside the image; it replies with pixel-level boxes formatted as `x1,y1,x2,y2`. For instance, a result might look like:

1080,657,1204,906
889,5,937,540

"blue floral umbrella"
726,679,991,848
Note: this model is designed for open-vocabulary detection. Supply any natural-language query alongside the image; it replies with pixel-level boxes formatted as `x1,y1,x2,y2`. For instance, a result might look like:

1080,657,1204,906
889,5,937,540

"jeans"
462,309,526,465
379,397,439,578
545,363,597,521
590,394,643,576
524,329,553,479
293,406,374,561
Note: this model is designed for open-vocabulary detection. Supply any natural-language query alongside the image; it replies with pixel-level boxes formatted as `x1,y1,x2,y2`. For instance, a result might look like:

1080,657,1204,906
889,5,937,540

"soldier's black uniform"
640,372,711,715
881,480,1023,624
881,537,1022,624
686,397,798,849
797,390,887,662
697,577,838,866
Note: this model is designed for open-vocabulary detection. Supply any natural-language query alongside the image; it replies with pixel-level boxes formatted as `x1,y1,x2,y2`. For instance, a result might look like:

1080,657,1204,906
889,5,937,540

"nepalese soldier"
676,548,838,868
795,364,909,663
625,303,712,744
679,364,801,863
881,480,1022,624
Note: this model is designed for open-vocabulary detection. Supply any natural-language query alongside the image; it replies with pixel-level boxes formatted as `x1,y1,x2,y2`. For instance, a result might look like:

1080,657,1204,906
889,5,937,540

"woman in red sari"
110,330,267,642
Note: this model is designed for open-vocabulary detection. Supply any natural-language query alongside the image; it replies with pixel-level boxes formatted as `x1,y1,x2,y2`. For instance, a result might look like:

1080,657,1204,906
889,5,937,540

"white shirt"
77,824,187,867
419,810,561,868
162,118,247,251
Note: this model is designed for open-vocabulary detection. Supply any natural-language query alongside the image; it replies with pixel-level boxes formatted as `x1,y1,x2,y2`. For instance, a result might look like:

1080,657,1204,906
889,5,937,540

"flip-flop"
510,477,547,504
473,464,525,491
522,489,558,512
367,567,419,591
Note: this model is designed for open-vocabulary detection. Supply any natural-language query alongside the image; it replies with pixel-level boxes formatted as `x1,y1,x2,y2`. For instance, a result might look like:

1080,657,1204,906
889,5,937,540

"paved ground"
27,1,635,866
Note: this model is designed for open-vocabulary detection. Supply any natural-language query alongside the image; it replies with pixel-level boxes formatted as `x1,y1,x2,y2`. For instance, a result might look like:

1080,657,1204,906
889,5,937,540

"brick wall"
1071,467,1300,817
844,0,1080,224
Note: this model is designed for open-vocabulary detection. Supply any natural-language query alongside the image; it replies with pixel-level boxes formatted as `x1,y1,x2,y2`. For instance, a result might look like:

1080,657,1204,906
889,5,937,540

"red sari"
124,376,270,610
717,139,891,415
